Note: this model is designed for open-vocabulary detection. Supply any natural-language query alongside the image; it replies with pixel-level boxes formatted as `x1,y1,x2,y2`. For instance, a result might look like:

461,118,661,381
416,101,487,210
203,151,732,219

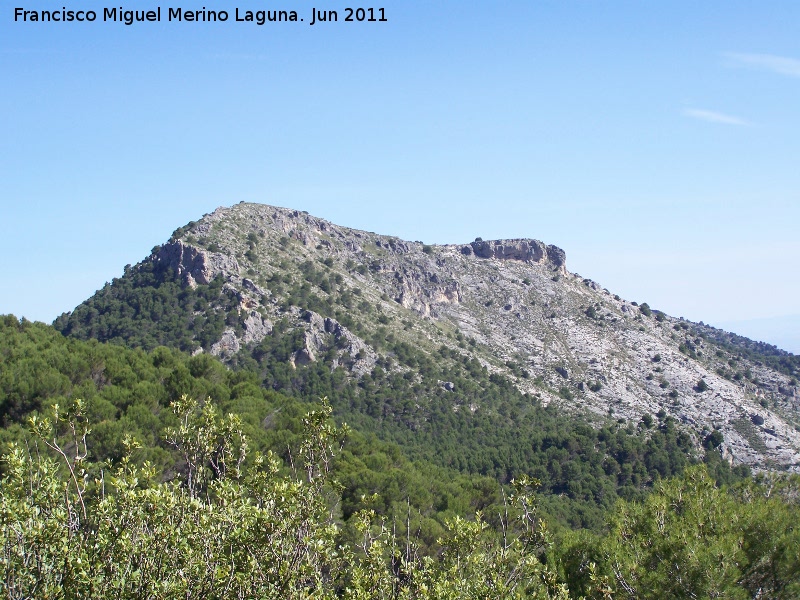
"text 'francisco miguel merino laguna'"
14,7,388,26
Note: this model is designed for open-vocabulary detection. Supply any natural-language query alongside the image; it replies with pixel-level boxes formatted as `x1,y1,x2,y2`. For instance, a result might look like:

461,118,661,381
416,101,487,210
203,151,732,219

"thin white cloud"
723,52,800,78
682,108,749,126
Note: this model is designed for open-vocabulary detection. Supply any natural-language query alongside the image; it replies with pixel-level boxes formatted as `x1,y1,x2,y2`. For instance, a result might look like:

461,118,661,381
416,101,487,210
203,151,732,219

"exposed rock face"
123,202,799,472
324,317,377,377
393,271,461,317
546,245,567,268
156,240,241,286
242,312,272,345
211,329,240,357
466,239,566,269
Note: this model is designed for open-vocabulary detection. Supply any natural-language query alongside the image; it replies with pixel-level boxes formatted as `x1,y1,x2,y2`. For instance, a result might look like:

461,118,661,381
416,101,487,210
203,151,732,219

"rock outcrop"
156,240,241,287
467,238,565,268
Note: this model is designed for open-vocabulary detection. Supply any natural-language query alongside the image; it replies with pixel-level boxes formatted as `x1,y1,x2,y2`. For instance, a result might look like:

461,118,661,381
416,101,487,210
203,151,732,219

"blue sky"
1,1,799,352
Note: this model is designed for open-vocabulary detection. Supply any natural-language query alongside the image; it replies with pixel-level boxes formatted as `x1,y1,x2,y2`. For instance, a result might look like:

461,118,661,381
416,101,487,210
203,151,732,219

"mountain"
55,202,800,473
714,314,800,356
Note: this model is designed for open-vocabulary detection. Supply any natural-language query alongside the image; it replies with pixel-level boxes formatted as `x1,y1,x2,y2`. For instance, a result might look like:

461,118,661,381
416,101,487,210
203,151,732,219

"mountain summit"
56,202,800,472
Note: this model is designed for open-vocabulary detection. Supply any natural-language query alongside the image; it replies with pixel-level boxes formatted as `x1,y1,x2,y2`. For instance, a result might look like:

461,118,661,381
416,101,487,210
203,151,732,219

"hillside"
55,202,800,473
3,316,799,598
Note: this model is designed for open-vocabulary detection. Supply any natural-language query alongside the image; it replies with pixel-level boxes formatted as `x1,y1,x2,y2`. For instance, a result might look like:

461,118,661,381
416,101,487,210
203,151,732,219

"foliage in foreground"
0,314,511,554
1,398,576,599
3,397,799,599
554,466,800,599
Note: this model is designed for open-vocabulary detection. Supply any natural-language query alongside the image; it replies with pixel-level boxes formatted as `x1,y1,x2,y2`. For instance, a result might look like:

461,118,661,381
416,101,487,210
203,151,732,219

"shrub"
703,429,724,449
0,398,576,600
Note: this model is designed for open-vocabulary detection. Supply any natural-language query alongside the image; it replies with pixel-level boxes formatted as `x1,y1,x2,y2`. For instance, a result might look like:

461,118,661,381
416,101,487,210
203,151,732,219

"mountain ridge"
55,202,800,473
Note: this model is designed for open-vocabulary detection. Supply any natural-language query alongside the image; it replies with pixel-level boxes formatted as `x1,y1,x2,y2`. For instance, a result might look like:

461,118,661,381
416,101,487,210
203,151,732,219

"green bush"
0,398,576,600
559,387,574,401
704,429,724,449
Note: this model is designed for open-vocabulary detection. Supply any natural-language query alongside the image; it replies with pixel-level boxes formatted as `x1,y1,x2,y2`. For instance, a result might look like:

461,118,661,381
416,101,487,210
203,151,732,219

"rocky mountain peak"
58,202,800,473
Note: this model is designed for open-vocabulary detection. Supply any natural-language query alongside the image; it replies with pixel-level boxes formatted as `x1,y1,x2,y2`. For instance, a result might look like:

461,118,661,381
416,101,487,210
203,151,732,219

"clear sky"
1,1,799,352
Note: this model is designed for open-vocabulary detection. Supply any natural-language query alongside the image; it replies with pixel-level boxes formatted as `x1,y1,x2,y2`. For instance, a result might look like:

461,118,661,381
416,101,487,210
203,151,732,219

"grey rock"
242,312,272,345
292,347,315,366
210,329,240,357
156,240,240,286
242,278,266,296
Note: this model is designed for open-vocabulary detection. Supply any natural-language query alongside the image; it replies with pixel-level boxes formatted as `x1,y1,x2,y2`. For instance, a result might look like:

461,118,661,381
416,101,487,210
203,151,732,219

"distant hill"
715,314,800,356
54,202,800,473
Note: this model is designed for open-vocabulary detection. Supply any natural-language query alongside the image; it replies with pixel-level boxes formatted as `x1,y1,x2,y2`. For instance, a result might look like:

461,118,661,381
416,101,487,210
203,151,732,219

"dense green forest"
1,319,798,597
0,316,505,544
8,315,747,532
53,256,239,353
